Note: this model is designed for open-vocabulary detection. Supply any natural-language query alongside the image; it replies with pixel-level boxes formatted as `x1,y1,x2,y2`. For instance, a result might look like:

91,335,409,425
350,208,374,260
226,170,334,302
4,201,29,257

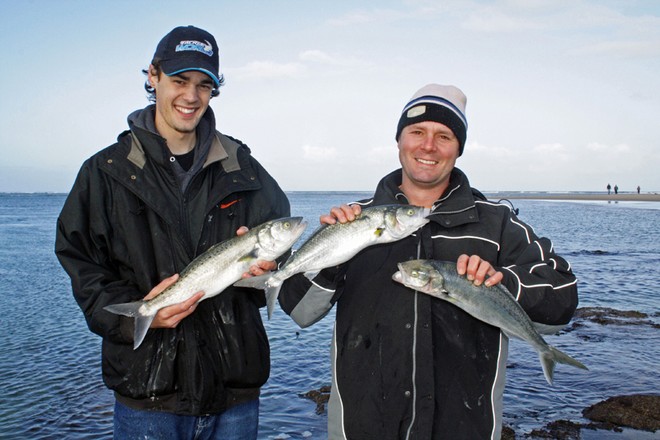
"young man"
55,26,289,439
278,84,579,439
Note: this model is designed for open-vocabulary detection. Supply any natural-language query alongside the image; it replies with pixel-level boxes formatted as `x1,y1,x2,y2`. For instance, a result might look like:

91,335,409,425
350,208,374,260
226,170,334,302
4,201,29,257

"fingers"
143,274,179,300
320,204,361,225
242,259,277,278
456,254,503,287
151,291,205,329
236,226,249,236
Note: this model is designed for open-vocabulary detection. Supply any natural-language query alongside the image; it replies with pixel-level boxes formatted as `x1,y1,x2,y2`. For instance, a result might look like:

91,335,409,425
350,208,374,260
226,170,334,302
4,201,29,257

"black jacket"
55,106,290,415
279,168,578,440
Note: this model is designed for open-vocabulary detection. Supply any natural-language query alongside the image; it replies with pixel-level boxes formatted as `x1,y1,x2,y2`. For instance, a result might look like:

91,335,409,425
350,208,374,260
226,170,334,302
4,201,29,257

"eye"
283,221,291,229
407,209,414,216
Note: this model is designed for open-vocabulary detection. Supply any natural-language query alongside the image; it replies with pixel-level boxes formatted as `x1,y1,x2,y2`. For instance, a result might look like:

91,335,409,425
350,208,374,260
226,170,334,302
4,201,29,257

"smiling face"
397,120,460,204
148,66,214,146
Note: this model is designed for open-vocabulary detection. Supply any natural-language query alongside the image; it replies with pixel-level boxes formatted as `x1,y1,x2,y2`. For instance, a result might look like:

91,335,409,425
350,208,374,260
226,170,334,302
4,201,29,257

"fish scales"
104,216,307,349
235,205,431,318
392,259,588,385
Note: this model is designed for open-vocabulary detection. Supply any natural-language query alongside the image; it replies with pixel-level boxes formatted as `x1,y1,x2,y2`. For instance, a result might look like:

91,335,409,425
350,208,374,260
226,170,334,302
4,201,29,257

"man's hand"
236,226,278,279
320,204,362,225
144,274,205,329
456,254,503,287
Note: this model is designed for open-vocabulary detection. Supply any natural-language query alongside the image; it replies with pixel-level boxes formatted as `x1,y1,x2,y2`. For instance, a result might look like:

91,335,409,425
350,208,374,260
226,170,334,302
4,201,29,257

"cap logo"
407,105,426,119
175,40,214,57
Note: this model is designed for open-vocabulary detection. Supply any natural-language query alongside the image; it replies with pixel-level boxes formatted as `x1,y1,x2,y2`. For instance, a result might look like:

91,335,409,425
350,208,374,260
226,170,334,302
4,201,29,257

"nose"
181,84,200,102
420,133,436,151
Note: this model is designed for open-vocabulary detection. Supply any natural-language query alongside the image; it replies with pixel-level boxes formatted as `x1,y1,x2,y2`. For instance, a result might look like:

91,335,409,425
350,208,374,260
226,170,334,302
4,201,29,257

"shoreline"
485,193,660,202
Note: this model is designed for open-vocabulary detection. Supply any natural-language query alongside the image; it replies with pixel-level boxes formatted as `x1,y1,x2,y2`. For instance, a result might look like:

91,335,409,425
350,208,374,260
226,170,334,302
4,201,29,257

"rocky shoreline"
301,307,660,438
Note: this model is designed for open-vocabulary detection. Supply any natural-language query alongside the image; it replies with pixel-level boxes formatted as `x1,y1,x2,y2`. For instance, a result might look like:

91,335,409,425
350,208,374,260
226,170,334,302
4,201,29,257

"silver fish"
392,259,587,385
236,205,430,318
104,216,307,349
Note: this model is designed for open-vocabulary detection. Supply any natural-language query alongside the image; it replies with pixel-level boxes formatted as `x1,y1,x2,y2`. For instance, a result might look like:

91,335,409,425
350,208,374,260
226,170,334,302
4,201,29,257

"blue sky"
1,0,659,193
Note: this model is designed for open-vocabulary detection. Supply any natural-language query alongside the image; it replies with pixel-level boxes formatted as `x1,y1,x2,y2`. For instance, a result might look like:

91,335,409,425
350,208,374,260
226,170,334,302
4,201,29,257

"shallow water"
0,193,658,439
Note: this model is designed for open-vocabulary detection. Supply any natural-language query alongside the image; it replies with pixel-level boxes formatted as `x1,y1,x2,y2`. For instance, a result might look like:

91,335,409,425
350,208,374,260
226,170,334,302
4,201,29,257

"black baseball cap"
152,25,221,88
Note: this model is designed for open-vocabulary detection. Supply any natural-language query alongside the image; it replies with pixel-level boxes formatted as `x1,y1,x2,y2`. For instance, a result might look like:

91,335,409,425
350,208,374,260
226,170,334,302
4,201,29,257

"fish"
391,259,588,385
236,204,431,318
104,216,307,349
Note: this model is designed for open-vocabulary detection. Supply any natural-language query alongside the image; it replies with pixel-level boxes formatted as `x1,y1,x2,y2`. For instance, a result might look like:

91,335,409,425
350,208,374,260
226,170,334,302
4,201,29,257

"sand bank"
486,193,660,202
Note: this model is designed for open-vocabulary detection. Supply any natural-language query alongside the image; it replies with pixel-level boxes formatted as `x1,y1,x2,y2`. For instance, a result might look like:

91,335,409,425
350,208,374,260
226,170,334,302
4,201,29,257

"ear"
147,64,159,88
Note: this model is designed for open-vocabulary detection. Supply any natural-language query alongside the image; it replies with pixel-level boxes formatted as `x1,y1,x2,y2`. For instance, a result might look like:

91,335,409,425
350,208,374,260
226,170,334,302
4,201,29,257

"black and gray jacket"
55,105,290,415
279,168,578,440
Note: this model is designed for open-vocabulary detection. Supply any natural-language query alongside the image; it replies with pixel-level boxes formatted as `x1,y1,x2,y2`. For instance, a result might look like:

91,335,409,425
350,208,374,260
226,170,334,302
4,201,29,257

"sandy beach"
486,193,660,202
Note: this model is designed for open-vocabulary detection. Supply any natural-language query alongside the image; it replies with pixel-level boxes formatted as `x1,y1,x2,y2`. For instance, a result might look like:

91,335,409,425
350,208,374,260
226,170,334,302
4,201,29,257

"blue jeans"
113,399,259,440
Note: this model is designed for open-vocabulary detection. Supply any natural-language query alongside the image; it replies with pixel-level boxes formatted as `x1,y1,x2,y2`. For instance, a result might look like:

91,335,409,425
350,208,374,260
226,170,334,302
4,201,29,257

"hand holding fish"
236,225,278,278
144,274,205,329
320,204,362,225
457,254,503,287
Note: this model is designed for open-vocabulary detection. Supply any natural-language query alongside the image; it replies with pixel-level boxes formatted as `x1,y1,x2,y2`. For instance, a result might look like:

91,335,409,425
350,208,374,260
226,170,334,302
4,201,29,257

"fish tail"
104,301,155,350
540,346,589,385
265,284,282,320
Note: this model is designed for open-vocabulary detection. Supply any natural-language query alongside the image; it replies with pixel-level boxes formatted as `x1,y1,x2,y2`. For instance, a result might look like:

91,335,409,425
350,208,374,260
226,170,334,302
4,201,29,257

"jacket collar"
124,105,234,172
374,167,480,227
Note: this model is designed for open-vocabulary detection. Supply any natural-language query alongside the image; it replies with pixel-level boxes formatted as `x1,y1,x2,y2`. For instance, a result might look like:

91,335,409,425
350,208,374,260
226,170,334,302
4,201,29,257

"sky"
1,0,659,193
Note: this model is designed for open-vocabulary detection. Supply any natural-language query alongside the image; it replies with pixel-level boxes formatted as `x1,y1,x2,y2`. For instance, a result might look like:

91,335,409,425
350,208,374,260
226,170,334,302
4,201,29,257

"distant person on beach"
607,183,611,195
637,185,641,194
55,26,289,439
278,84,579,439
614,184,619,195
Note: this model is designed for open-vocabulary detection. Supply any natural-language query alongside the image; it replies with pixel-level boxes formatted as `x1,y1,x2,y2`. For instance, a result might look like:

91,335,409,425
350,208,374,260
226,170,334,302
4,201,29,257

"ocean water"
0,192,658,439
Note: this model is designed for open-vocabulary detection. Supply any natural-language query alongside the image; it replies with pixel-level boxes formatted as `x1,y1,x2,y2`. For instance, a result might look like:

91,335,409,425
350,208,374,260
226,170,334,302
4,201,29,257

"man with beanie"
278,84,578,439
55,26,290,439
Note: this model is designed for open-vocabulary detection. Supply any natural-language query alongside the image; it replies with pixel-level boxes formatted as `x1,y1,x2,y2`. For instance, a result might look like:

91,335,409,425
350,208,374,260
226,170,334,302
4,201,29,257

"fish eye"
407,209,414,216
283,221,290,229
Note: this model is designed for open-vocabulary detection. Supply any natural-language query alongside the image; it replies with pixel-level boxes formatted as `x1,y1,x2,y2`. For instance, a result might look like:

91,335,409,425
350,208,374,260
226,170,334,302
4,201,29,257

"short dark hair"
142,61,223,103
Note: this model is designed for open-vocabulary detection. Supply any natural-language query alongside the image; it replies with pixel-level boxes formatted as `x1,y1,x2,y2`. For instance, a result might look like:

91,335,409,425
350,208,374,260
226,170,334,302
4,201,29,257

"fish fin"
265,284,283,320
237,249,259,263
374,227,384,237
540,346,589,385
533,322,568,335
104,301,155,350
234,273,270,289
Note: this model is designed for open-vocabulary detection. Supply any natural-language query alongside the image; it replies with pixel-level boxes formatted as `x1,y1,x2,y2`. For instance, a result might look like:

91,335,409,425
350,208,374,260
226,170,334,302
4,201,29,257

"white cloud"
229,61,306,79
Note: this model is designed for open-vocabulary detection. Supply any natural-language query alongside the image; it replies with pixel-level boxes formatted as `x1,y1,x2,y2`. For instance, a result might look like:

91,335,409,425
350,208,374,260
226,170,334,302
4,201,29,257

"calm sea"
0,192,658,439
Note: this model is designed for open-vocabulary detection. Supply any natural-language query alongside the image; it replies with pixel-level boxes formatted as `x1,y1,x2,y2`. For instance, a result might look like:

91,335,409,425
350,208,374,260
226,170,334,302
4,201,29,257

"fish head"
392,259,445,295
383,205,431,240
257,217,307,258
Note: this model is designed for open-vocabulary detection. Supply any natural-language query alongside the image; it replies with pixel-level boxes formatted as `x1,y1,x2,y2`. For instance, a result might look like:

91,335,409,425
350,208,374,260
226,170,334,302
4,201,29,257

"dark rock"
300,386,331,414
526,419,582,439
582,394,660,432
501,425,516,439
572,307,659,329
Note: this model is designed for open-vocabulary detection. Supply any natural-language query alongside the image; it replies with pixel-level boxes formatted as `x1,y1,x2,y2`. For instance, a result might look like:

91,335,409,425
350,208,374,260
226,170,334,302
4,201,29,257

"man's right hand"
320,204,362,225
143,274,205,329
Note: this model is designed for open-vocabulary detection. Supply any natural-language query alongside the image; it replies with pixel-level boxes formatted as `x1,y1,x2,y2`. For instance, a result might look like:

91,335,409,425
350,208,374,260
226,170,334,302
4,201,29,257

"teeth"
176,106,195,114
416,158,437,165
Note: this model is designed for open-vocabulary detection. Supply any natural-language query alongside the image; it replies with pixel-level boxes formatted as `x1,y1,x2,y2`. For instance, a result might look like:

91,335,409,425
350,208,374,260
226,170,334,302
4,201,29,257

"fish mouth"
392,270,403,283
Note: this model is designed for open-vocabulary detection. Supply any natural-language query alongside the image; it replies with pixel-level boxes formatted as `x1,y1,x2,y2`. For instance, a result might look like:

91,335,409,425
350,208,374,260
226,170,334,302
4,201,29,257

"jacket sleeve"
55,162,139,343
279,267,342,328
497,212,578,326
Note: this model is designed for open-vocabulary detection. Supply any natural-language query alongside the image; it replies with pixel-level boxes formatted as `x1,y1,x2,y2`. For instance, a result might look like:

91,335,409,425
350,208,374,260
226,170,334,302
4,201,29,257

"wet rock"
572,307,660,329
300,386,331,414
582,394,660,432
501,425,516,439
526,419,582,439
